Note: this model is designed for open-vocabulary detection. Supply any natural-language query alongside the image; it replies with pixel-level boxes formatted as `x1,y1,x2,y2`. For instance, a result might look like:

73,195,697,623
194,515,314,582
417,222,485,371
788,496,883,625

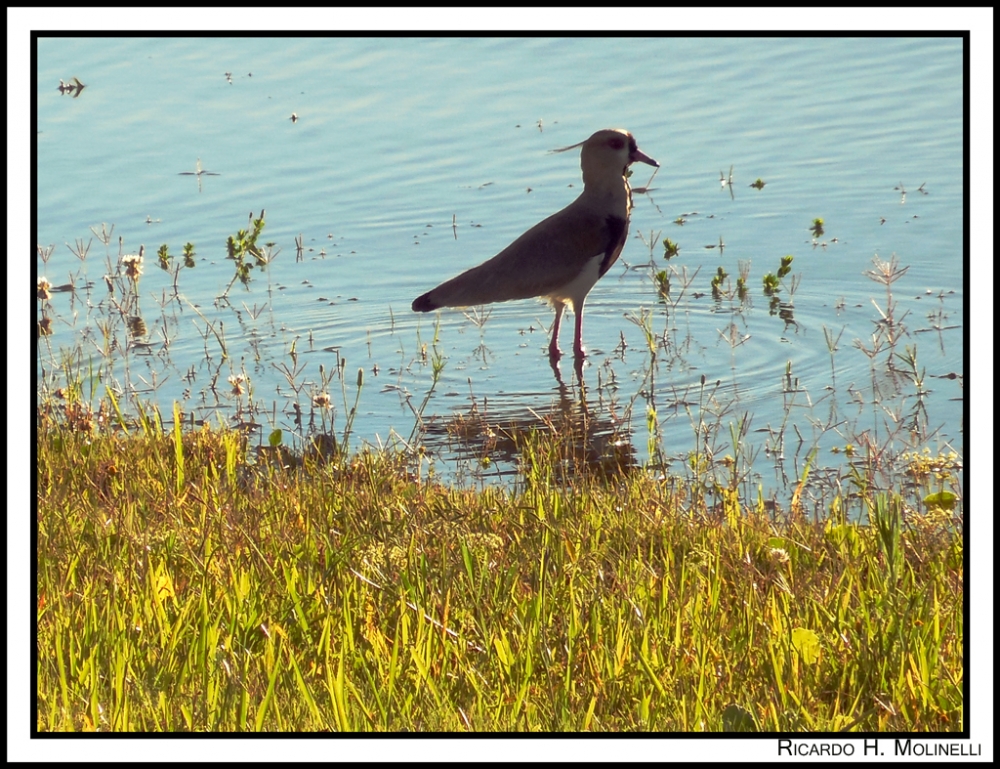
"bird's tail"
411,291,440,312
411,259,541,312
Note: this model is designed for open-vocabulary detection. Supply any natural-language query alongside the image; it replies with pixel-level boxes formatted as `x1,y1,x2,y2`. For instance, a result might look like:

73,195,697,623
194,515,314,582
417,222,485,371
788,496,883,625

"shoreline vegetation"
36,218,963,731
36,397,962,732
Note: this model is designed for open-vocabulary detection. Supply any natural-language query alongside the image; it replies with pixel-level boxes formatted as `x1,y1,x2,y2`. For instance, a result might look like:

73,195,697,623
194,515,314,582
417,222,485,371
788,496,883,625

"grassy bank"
36,405,963,732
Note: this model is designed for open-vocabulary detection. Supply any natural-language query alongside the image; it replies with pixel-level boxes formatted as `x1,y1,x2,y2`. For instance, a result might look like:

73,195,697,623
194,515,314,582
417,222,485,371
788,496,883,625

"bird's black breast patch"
599,215,628,276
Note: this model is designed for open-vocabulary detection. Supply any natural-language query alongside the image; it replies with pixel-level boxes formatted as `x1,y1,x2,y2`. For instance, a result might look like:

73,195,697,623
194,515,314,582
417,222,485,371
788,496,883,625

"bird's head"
554,128,658,187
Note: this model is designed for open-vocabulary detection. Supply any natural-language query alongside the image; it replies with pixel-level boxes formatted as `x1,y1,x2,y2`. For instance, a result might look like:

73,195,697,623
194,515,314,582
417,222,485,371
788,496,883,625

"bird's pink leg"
549,302,565,360
573,304,587,358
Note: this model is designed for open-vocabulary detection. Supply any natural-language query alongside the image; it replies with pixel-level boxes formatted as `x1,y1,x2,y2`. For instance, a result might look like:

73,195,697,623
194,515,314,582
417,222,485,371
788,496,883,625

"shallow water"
35,35,965,499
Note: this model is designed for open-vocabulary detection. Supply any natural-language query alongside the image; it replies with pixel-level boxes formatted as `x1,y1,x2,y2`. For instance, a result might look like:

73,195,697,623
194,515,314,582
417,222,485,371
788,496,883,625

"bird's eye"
608,137,625,150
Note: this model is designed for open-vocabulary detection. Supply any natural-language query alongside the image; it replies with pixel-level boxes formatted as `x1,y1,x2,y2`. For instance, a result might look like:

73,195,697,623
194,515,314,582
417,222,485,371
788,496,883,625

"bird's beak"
630,148,659,168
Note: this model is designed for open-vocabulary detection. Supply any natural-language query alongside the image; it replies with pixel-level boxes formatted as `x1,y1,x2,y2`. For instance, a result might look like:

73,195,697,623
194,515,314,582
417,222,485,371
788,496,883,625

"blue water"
33,34,965,495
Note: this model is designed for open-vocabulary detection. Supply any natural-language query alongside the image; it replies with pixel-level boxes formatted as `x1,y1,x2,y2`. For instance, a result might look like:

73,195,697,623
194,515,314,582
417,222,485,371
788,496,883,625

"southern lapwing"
411,128,658,361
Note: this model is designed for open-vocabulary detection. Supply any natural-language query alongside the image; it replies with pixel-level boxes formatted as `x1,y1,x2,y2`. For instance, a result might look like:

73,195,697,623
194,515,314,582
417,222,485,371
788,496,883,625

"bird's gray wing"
413,205,626,311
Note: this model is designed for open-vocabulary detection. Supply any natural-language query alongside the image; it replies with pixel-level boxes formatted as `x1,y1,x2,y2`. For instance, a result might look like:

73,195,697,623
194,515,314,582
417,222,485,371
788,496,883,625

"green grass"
35,222,964,732
36,406,963,732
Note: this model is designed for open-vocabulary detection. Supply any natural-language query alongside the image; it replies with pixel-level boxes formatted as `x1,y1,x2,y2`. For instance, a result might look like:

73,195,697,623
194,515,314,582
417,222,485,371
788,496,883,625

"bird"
411,128,658,361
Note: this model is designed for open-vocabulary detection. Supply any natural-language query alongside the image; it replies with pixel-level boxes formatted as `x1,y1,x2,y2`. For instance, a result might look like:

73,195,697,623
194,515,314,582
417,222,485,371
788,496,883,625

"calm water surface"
35,36,965,498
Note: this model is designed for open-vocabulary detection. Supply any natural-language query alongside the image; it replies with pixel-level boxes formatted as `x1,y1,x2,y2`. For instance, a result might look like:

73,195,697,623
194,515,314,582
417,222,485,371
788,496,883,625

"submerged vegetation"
35,200,964,732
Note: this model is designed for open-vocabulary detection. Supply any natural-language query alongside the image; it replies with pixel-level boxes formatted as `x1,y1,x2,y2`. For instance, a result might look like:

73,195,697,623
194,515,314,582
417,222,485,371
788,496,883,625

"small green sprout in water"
157,244,172,271
750,178,766,190
235,261,253,287
182,242,196,269
763,255,794,295
662,237,679,259
655,270,670,298
737,260,751,301
711,266,728,299
810,218,825,238
225,211,268,292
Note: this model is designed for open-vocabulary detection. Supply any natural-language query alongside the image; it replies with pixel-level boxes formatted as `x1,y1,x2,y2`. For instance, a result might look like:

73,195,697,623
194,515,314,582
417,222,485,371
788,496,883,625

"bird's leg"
548,302,565,360
572,303,587,358
548,353,564,383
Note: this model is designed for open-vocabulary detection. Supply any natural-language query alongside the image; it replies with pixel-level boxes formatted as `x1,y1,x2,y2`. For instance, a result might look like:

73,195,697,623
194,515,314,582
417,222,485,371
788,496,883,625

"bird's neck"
580,171,632,215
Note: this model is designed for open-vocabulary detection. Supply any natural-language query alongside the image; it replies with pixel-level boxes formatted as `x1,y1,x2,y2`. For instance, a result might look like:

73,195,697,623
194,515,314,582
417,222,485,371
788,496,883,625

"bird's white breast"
545,251,604,313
